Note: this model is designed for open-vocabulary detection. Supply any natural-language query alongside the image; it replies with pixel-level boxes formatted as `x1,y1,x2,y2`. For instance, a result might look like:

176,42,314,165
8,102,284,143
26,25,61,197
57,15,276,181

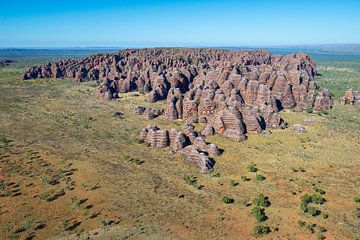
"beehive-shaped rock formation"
24,48,334,141
140,123,220,173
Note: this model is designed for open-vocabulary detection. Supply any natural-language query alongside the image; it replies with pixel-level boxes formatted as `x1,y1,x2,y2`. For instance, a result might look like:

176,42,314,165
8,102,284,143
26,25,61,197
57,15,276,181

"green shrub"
183,175,197,187
221,196,234,204
301,194,312,204
300,201,308,213
306,109,313,114
229,180,238,187
353,196,360,202
300,193,325,215
211,173,221,178
353,209,360,220
305,223,316,233
251,206,267,222
132,158,144,165
311,194,326,204
321,213,329,219
253,194,271,207
297,220,306,228
255,174,266,181
317,226,327,233
101,219,114,226
253,225,270,235
315,188,326,195
320,110,329,115
241,176,250,181
247,163,258,172
112,111,124,118
123,155,144,165
307,206,320,216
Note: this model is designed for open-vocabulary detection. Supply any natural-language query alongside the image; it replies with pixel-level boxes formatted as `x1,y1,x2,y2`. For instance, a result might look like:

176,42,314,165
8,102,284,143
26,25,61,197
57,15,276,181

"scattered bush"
307,206,320,216
251,206,267,222
320,110,329,115
229,180,238,187
212,173,221,178
316,234,326,240
297,220,306,228
354,209,360,220
123,155,144,165
247,163,258,172
253,194,271,207
183,175,197,187
112,111,124,118
300,193,325,215
304,223,316,233
241,176,250,182
315,188,326,195
101,219,114,226
253,225,270,235
221,196,234,204
353,196,360,202
301,194,312,204
317,226,327,233
311,194,326,204
300,201,308,213
321,213,329,219
255,174,266,181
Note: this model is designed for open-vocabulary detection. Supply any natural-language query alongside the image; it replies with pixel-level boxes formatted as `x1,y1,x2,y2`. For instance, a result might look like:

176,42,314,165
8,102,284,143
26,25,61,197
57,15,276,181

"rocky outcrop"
140,124,220,173
133,106,163,119
292,124,306,133
313,89,333,111
181,145,215,174
201,125,215,136
209,107,247,141
340,89,360,110
24,48,334,141
23,48,332,111
165,88,183,120
139,125,169,148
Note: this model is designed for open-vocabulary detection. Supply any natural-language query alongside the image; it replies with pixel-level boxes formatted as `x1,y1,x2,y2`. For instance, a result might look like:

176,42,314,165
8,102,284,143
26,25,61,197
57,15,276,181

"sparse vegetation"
229,180,238,187
253,225,270,236
221,196,234,204
123,155,144,165
307,206,320,216
315,188,326,195
300,193,326,216
253,194,271,208
251,206,267,222
247,163,258,173
1,49,360,239
255,174,266,181
241,176,250,181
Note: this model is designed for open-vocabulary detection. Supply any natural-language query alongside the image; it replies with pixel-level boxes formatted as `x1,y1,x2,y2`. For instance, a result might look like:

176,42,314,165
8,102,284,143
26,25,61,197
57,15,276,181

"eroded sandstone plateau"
24,48,333,140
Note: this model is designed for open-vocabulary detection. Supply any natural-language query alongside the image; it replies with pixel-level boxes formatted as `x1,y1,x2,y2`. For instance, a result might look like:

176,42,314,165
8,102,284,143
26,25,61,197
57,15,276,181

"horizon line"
1,43,360,50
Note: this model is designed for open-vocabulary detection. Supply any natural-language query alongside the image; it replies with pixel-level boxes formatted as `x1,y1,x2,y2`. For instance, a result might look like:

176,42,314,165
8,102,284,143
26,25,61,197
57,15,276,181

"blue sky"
1,0,360,47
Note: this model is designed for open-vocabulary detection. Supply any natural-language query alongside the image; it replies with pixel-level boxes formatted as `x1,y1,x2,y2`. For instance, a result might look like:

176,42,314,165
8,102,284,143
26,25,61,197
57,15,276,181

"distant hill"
225,44,360,55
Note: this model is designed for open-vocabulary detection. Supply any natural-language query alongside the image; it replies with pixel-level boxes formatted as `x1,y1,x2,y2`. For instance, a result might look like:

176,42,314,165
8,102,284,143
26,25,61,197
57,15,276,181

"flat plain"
0,49,360,240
